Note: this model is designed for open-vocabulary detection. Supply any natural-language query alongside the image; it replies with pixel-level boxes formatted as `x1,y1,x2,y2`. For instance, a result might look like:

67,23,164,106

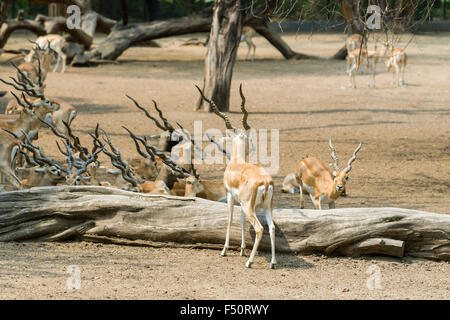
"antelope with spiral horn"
294,138,362,210
197,84,276,269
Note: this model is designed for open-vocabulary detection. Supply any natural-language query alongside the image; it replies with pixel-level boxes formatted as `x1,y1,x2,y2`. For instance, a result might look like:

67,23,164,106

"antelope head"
196,84,254,162
328,137,362,194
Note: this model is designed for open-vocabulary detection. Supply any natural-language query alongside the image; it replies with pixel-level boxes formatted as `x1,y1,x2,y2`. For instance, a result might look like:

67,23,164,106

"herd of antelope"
0,33,366,269
346,33,408,88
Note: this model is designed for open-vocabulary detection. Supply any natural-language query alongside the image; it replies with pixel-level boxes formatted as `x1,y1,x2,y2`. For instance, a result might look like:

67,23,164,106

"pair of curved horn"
329,138,363,173
195,84,251,131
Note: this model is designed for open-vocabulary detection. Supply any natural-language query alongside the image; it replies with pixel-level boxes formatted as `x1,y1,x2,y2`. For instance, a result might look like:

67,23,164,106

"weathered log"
0,186,448,261
34,14,93,49
0,18,46,49
88,12,213,61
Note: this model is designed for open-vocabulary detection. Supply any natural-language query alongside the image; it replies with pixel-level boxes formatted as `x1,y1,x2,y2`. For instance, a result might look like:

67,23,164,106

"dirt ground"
0,32,449,299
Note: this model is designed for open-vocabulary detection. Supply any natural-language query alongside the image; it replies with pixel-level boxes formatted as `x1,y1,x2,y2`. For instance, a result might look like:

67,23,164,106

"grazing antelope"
197,84,276,269
241,26,256,61
294,138,362,210
281,172,300,194
25,35,67,73
386,48,407,87
348,41,389,88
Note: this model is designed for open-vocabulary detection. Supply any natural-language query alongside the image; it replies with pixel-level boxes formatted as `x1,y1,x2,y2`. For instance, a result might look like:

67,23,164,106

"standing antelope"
294,138,362,210
346,33,364,73
197,84,276,269
241,26,256,61
25,34,67,73
386,48,407,87
348,42,389,88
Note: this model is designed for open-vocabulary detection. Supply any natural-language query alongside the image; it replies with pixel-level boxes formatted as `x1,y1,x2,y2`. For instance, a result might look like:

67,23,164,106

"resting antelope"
6,64,77,137
241,26,256,61
18,45,55,90
25,34,67,73
348,42,389,88
93,128,171,195
0,80,60,142
294,138,362,210
197,84,276,269
386,48,407,87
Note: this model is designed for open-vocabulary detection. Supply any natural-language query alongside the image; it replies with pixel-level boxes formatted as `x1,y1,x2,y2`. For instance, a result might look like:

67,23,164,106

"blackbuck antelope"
346,33,365,74
18,44,55,90
241,26,256,61
294,138,362,210
25,34,67,73
95,128,180,195
386,48,407,87
282,171,348,197
281,172,300,194
0,72,60,144
348,41,389,88
7,129,65,187
37,118,102,186
0,130,22,189
197,84,276,269
6,63,77,137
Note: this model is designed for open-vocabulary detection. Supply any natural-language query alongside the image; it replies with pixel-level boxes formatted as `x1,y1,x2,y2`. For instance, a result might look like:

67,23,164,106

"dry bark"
196,0,246,112
0,186,448,261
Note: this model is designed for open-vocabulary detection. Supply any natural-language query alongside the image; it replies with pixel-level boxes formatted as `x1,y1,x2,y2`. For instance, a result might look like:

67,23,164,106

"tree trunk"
0,186,449,261
196,0,246,112
0,0,10,26
333,0,363,60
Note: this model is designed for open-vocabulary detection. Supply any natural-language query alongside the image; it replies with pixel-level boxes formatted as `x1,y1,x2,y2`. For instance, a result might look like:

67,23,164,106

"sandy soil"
0,33,449,299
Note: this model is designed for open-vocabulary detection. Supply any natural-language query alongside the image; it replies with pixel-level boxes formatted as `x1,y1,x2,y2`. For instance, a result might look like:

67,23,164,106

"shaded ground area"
0,32,448,299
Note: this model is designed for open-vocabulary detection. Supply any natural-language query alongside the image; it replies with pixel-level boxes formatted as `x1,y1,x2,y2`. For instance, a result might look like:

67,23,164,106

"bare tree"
196,0,247,112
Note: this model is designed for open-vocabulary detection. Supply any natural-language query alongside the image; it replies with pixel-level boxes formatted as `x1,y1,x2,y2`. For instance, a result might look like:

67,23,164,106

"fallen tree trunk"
0,18,46,48
74,8,317,64
0,186,448,261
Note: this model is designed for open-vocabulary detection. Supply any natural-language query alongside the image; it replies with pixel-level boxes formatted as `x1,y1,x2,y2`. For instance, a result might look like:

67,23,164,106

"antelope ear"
82,176,91,181
332,171,338,178
34,168,46,173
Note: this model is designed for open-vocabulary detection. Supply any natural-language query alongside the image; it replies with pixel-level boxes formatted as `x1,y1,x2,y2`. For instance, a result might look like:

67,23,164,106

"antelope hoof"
269,263,276,270
245,261,253,268
221,248,227,256
240,248,246,256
